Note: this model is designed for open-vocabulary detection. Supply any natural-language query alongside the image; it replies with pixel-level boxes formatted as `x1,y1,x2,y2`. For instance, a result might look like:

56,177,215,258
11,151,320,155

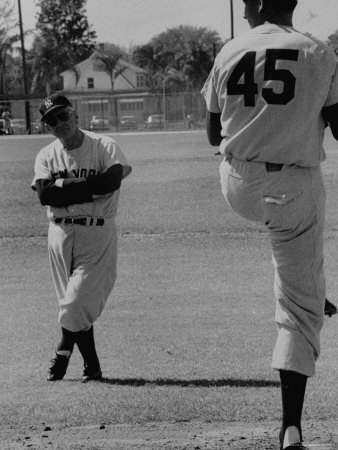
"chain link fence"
0,91,207,135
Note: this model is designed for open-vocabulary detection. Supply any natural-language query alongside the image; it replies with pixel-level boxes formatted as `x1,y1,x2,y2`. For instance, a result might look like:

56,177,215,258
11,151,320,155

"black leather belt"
225,157,283,172
265,162,284,172
53,217,104,226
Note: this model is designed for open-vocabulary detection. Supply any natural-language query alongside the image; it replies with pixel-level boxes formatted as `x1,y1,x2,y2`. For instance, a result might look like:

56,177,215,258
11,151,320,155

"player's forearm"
86,164,123,195
206,111,222,146
35,179,93,207
322,103,338,141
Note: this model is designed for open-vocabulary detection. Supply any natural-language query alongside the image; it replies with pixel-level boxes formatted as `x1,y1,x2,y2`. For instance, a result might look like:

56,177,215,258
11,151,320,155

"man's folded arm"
34,164,124,207
35,178,93,207
86,164,123,195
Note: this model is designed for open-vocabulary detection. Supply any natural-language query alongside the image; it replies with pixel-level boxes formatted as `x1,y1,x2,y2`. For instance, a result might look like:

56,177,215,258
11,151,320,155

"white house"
59,45,153,128
61,49,147,92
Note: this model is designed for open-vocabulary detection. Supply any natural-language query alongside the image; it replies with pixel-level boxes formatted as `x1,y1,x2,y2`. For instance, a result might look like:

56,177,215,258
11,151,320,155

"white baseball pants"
220,158,326,377
48,219,118,332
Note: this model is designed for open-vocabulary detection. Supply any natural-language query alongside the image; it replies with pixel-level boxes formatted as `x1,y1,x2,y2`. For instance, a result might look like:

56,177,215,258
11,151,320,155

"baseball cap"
39,94,73,122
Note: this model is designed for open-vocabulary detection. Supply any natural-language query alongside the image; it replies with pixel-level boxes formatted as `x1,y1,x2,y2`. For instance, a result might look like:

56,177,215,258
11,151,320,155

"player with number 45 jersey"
202,1,338,449
203,5,338,166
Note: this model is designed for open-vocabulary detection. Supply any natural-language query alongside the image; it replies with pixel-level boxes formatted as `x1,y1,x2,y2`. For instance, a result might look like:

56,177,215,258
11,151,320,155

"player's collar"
251,22,295,34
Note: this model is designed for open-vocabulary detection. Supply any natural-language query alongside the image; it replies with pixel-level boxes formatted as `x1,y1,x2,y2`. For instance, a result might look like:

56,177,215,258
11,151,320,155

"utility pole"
230,0,234,39
17,0,31,133
162,76,169,130
213,43,217,61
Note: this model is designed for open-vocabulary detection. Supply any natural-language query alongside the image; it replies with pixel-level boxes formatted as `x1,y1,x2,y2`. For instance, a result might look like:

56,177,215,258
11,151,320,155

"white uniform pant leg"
220,159,325,377
48,221,74,309
269,167,325,377
48,221,118,332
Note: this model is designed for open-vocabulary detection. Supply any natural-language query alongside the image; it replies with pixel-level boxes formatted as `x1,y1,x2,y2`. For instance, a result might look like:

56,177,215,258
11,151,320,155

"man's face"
44,107,78,139
243,0,263,28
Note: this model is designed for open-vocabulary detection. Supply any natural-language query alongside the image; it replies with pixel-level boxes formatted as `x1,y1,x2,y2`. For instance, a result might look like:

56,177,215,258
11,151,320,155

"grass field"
0,130,338,449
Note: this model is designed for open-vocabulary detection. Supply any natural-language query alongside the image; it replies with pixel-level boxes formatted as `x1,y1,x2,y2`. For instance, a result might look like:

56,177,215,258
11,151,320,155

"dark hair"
264,0,297,12
243,0,297,13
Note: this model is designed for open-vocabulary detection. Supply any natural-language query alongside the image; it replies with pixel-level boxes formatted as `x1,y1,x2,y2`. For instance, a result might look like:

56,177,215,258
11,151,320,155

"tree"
132,25,223,91
95,43,128,91
31,0,96,95
327,30,338,57
30,35,61,95
132,43,161,90
2,50,34,99
0,0,19,99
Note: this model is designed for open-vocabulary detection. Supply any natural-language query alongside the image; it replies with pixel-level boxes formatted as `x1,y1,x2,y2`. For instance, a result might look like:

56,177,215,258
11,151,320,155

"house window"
136,74,145,88
120,101,144,111
87,78,94,89
88,100,109,113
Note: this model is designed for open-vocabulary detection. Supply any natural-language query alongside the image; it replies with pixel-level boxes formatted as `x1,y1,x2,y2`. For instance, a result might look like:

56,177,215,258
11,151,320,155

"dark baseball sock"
75,325,100,368
279,370,307,448
56,327,76,355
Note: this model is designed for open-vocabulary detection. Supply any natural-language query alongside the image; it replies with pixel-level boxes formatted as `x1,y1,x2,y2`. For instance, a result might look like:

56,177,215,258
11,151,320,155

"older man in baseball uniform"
202,0,338,448
32,94,131,382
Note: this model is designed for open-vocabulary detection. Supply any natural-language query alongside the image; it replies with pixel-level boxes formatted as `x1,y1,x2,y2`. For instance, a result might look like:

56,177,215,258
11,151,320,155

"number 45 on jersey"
227,49,299,107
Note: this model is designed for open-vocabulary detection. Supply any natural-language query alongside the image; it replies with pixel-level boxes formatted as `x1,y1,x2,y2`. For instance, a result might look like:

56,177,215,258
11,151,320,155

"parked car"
144,114,167,130
120,115,137,130
11,118,26,135
89,116,110,131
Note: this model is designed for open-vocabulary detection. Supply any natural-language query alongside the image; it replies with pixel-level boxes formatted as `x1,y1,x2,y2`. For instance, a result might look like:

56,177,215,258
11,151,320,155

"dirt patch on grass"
2,420,337,449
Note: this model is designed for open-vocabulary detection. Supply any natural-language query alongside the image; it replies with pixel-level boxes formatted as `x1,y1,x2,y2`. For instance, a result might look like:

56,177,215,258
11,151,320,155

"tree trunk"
30,73,39,94
46,81,52,96
0,70,6,97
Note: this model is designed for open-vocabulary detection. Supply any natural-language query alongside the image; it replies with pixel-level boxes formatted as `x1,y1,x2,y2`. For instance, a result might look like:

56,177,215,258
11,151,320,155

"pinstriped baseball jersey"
202,23,338,166
32,130,131,219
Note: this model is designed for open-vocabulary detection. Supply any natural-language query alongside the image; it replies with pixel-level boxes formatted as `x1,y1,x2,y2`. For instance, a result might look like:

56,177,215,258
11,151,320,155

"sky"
15,0,338,49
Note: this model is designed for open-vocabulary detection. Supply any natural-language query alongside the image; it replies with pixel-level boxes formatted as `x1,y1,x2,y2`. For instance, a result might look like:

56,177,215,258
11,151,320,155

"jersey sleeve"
31,149,51,191
324,58,338,107
101,139,132,179
201,68,221,114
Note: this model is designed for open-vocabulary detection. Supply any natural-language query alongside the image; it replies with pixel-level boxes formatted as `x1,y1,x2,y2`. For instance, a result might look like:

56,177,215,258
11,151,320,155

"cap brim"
41,105,67,122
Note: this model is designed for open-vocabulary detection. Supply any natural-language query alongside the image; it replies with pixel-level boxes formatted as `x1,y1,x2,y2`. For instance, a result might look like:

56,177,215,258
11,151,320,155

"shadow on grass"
98,378,280,388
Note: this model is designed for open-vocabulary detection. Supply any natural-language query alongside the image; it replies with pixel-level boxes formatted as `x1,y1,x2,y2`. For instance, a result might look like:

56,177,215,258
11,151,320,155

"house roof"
61,50,147,76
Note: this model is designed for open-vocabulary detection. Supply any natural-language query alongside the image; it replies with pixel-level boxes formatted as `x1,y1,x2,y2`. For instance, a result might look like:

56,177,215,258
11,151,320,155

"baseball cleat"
324,298,337,317
47,353,70,381
82,364,102,383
